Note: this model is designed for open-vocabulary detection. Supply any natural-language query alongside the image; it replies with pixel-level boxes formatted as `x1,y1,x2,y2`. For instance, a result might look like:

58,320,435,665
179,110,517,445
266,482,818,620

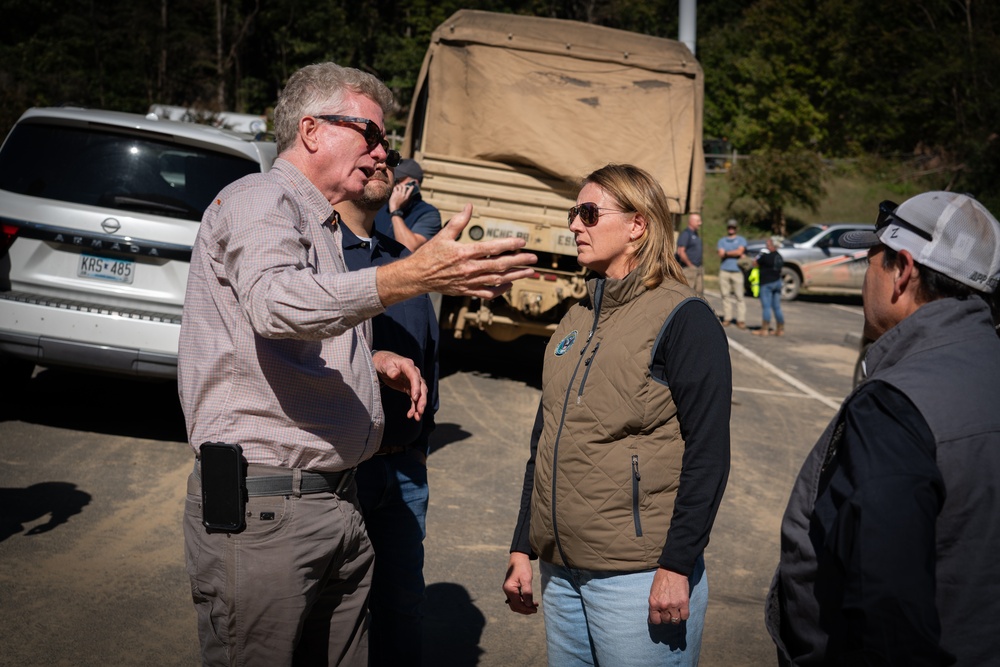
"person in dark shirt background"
375,157,442,251
752,236,785,336
675,212,704,296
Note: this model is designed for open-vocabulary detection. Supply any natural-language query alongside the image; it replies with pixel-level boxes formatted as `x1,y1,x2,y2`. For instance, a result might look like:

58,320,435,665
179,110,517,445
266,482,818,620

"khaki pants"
185,465,373,666
718,269,747,324
682,264,704,296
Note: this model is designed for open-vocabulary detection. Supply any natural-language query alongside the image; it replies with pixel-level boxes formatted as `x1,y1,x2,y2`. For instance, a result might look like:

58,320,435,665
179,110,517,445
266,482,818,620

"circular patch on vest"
554,330,578,356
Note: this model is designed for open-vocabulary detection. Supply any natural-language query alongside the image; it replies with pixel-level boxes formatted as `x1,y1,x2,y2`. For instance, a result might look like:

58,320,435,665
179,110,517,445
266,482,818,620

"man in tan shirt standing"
179,62,536,667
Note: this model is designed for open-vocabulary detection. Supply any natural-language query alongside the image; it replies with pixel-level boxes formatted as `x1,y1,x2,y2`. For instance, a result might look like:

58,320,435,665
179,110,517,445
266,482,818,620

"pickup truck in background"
401,10,705,341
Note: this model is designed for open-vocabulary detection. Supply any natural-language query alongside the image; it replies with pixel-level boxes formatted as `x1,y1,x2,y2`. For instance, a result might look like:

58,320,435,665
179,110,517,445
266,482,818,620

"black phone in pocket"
199,442,247,533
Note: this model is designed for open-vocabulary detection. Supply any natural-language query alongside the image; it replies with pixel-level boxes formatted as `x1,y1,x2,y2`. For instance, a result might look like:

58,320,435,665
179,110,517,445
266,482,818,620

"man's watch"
390,209,405,218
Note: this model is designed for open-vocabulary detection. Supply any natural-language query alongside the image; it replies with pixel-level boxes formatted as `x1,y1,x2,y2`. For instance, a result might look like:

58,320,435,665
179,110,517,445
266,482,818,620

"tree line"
3,0,999,214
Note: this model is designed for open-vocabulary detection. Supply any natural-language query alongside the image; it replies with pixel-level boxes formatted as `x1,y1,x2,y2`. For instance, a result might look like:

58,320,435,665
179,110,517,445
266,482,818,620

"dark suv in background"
0,107,276,393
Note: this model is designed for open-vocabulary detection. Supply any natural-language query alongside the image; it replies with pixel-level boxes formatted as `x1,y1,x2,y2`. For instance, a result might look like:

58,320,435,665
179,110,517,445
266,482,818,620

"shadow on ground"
424,582,486,666
0,367,187,442
439,332,546,389
428,422,473,457
0,481,91,542
794,292,863,307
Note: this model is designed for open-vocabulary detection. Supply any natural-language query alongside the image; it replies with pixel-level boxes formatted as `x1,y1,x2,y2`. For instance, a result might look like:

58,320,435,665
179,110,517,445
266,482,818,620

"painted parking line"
829,303,864,316
733,386,829,399
727,336,842,411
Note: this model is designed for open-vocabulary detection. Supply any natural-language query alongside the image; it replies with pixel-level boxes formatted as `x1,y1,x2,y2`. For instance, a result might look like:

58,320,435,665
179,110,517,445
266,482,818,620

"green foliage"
727,148,826,235
3,0,1000,208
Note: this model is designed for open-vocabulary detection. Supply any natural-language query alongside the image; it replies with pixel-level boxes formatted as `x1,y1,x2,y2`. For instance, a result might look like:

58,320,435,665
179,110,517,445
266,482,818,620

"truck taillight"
1,223,18,254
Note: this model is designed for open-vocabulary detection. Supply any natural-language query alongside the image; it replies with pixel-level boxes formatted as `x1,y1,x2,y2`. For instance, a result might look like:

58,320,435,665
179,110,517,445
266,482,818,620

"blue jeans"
759,280,784,326
355,449,429,667
539,555,707,667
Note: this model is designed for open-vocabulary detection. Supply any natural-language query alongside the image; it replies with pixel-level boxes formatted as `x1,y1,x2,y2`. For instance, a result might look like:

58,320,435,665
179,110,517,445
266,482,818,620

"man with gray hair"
179,62,536,666
766,192,1000,665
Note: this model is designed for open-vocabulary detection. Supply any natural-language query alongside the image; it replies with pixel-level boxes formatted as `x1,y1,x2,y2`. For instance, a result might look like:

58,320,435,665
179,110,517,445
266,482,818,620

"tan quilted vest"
530,271,695,570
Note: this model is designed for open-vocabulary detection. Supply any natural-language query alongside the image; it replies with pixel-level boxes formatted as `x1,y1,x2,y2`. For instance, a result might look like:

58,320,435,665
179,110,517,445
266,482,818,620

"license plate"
78,254,135,284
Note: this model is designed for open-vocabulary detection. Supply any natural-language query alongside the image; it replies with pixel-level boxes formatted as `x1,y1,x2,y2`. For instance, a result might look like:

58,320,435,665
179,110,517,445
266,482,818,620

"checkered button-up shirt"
178,159,386,471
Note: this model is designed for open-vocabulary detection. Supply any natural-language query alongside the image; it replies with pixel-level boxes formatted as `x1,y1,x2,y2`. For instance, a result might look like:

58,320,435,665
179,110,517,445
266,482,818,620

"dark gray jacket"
766,297,1000,665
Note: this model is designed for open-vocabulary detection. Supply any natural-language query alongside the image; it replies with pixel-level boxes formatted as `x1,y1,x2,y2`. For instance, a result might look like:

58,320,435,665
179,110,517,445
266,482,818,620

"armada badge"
554,330,578,356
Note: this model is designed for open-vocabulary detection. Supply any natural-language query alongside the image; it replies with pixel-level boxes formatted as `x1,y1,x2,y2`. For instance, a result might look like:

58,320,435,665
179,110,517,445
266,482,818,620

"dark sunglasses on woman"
567,202,625,227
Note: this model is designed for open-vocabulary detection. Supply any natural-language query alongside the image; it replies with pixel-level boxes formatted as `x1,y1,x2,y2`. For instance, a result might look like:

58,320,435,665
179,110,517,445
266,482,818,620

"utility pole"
679,0,697,56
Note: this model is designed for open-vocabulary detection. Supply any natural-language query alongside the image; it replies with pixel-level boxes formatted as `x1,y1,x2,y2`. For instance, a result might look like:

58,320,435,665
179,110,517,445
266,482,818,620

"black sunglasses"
875,200,899,230
314,114,387,152
568,202,625,227
385,149,401,168
876,199,933,241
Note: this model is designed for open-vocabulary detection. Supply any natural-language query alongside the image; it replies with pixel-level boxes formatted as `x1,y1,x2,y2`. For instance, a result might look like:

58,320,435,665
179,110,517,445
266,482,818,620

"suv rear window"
0,122,261,222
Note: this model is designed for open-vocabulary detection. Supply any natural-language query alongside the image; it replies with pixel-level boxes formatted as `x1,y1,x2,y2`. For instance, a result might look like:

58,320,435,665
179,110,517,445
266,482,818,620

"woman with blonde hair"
503,164,732,666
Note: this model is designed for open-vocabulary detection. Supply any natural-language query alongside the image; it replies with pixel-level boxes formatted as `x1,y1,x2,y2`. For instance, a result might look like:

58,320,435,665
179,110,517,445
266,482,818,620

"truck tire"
780,267,801,301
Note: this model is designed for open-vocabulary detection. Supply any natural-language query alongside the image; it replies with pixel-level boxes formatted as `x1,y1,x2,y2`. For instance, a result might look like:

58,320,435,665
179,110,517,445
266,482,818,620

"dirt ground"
0,291,861,666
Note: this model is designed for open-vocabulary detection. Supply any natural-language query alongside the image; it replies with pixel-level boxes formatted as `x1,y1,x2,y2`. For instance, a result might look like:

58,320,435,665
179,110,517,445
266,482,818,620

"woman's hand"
647,567,690,625
502,552,539,615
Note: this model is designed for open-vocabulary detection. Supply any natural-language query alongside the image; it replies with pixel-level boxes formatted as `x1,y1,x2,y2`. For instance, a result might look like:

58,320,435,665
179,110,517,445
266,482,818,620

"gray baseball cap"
394,158,423,182
842,191,1000,294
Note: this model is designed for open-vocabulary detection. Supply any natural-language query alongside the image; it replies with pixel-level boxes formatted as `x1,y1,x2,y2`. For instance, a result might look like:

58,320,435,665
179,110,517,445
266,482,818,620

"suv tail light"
1,222,19,255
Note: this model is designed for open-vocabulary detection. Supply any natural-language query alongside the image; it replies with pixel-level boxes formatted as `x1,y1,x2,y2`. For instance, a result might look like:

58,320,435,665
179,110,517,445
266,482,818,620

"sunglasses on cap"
567,202,626,227
875,200,932,241
314,115,393,154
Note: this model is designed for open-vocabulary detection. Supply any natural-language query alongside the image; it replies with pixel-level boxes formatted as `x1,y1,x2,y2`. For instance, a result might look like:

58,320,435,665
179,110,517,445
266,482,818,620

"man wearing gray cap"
376,157,442,251
765,191,1000,665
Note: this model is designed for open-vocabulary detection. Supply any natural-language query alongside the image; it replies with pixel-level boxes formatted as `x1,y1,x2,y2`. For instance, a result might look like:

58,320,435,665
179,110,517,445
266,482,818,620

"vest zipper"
576,342,601,404
550,279,604,567
631,454,643,537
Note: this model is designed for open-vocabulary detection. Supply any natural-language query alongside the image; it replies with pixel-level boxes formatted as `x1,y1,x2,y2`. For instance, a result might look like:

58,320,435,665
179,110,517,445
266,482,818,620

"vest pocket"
576,341,601,404
631,454,643,537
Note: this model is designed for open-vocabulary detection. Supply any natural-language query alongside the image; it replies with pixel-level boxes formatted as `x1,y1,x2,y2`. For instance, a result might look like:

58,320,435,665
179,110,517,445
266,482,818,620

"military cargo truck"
402,10,705,341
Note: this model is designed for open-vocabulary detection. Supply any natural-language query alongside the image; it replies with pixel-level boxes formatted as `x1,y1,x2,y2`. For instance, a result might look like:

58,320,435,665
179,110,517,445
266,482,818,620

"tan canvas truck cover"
403,10,704,340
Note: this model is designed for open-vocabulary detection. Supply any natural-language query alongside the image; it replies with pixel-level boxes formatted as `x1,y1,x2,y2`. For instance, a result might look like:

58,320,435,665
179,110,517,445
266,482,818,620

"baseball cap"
841,191,1000,294
394,158,423,182
726,219,738,228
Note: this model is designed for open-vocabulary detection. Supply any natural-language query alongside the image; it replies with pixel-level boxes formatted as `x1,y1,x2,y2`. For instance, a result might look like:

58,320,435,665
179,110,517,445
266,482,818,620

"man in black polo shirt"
339,155,439,667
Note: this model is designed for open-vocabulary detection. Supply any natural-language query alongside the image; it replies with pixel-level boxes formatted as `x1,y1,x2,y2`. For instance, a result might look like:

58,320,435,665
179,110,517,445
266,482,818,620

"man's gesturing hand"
376,204,538,307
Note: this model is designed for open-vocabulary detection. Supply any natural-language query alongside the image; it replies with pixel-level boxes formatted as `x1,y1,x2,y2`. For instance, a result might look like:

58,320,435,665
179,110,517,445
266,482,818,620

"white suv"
0,107,276,390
